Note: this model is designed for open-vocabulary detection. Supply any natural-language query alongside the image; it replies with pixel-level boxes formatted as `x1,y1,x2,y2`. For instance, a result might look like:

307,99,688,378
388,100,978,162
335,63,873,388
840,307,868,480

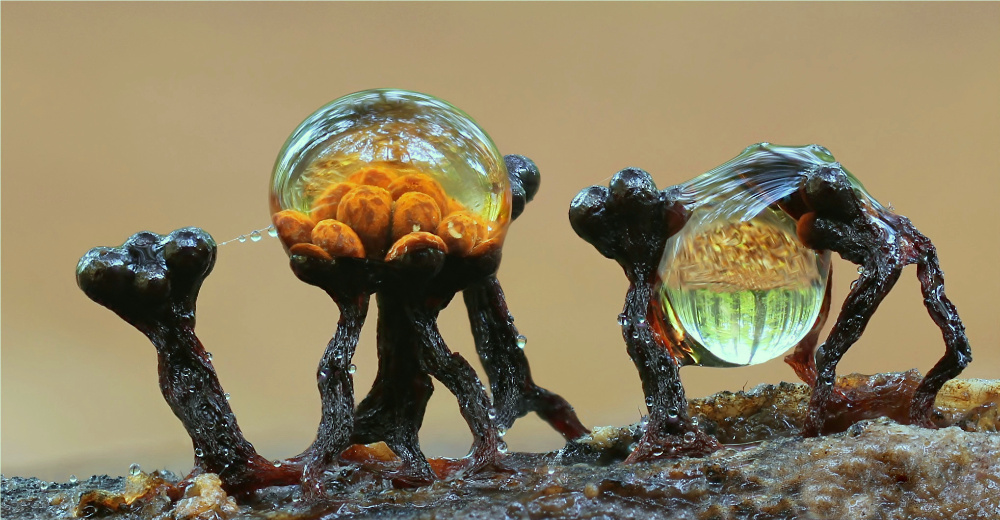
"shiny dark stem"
75,229,302,495
788,166,972,436
569,168,719,461
463,276,588,441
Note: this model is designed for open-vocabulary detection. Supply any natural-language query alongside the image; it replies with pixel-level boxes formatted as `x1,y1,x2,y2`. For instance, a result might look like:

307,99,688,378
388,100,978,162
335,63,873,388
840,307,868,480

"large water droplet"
250,230,263,242
515,335,527,349
348,364,357,374
267,226,278,238
68,475,78,484
270,89,513,260
655,145,840,368
129,463,141,476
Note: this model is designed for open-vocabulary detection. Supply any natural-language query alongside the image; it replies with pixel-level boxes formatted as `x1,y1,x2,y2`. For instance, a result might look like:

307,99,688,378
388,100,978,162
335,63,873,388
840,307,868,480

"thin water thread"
219,225,279,246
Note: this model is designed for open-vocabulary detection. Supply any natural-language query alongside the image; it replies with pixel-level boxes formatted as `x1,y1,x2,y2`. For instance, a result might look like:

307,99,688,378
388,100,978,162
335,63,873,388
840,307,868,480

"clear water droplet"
68,475,78,484
195,448,204,457
515,335,527,349
658,192,830,367
224,393,231,400
631,330,640,339
274,461,282,467
488,409,497,420
683,431,696,443
547,467,556,475
206,352,213,361
237,235,248,243
667,408,679,419
348,364,357,374
850,280,859,290
691,417,700,426
498,427,507,437
267,226,278,238
129,463,141,476
498,441,508,454
645,396,654,407
857,265,865,274
40,482,49,490
637,316,646,325
250,230,262,242
617,313,628,326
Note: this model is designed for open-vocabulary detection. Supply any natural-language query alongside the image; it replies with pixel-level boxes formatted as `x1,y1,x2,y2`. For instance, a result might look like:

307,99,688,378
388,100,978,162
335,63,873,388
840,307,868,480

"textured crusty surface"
4,374,998,520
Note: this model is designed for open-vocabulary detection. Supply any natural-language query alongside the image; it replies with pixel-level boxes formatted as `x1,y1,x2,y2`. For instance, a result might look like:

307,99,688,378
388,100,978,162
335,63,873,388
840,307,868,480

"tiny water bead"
347,364,357,374
129,463,141,476
515,335,527,349
269,89,512,261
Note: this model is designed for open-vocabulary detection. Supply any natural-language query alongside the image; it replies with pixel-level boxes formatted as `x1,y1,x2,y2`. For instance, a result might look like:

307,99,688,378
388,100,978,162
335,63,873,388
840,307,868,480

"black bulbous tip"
505,154,541,221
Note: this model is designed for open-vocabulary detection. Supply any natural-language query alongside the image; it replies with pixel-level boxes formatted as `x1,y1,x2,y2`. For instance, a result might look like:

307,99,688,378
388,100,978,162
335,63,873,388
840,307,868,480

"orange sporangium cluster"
272,166,496,262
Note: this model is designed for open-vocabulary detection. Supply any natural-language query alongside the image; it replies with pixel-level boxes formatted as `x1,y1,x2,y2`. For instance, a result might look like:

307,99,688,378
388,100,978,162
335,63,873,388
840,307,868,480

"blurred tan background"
3,3,998,481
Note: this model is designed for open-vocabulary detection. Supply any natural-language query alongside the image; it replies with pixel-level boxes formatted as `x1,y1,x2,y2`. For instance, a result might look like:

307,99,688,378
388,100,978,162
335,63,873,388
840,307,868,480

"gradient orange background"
3,2,998,481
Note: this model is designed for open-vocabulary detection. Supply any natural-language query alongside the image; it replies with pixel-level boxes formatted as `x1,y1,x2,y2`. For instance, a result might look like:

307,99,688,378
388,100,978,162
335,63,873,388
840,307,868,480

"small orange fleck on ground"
385,231,448,262
392,192,442,243
337,185,393,259
310,182,357,223
172,474,239,520
312,219,366,259
272,210,315,249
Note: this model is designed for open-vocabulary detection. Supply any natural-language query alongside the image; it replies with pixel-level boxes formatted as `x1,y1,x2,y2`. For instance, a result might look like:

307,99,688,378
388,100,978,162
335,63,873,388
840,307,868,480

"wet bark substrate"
4,372,999,520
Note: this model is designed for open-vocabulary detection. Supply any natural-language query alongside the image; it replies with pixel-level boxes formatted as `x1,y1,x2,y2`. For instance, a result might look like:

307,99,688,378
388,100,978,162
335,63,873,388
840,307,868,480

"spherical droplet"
224,393,231,400
68,475,78,484
237,235,248,243
348,364,357,374
498,427,507,437
206,352,213,361
617,313,628,326
274,461,282,467
515,335,527,349
645,396,654,407
488,408,497,420
683,431,697,443
270,89,512,260
498,441,508,454
656,145,835,367
195,448,204,457
857,265,865,274
249,230,263,242
267,226,278,238
129,463,141,476
667,408,679,419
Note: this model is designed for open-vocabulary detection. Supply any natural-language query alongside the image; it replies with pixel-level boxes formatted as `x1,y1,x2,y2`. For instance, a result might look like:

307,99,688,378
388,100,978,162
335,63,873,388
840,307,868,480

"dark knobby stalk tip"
76,228,301,495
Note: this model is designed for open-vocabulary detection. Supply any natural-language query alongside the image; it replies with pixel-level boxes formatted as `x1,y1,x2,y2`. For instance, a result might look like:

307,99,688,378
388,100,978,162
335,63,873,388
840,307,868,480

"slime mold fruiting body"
269,90,585,488
570,143,971,460
75,229,303,494
78,89,585,496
